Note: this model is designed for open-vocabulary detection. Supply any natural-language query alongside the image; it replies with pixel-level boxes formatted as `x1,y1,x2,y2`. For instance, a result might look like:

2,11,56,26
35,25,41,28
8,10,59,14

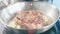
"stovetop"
3,19,60,34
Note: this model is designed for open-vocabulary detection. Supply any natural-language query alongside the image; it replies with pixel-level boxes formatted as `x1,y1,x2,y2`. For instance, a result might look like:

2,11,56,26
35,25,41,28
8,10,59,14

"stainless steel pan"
0,2,59,34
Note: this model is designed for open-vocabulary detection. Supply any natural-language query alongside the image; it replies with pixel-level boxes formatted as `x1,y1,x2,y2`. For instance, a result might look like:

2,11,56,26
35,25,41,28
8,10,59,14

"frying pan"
0,1,59,34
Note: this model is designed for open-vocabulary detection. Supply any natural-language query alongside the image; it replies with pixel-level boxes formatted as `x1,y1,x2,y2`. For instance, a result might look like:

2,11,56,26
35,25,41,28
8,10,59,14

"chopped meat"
8,10,52,30
15,10,45,29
